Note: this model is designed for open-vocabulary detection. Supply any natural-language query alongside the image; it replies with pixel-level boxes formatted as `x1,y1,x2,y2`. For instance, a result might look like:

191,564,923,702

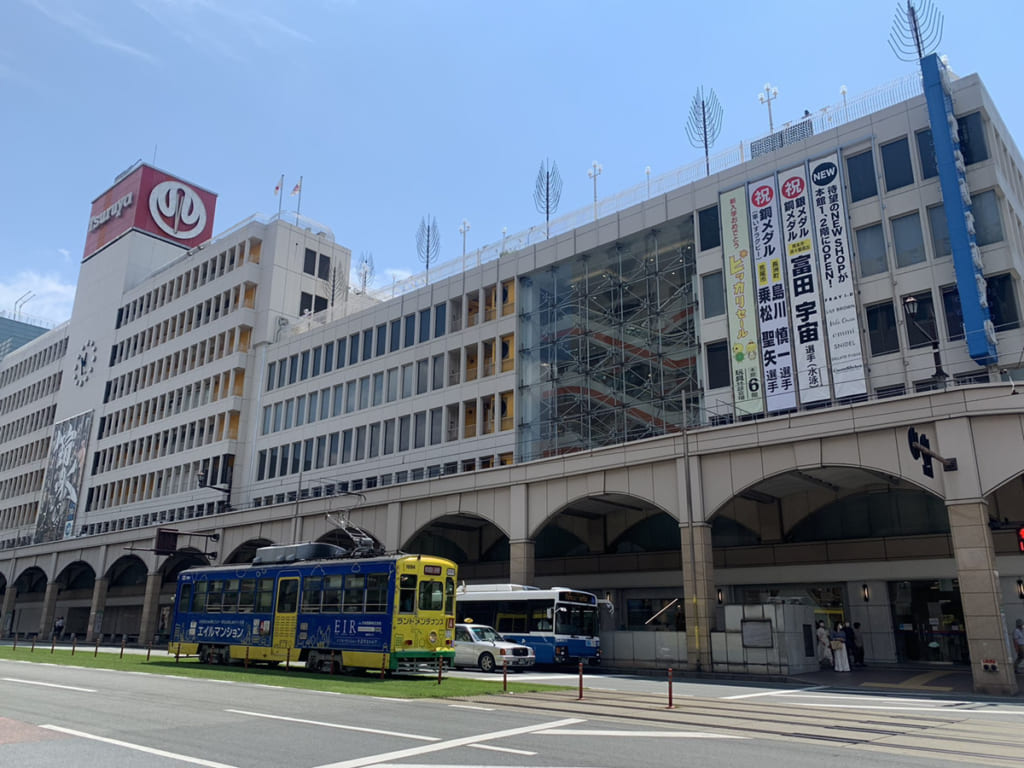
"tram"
169,542,457,673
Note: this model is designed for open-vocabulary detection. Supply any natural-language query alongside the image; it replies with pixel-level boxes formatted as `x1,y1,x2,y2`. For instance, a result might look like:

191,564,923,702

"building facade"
3,61,1024,694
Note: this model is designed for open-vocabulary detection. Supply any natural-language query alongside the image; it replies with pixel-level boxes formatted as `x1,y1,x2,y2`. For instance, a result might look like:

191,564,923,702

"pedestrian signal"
1017,526,1024,553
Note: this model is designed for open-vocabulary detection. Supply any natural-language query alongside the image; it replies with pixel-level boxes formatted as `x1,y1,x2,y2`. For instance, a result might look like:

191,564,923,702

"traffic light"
1017,526,1024,553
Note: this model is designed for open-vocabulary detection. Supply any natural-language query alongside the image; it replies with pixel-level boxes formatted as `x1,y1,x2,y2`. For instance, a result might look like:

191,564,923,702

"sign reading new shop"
83,164,217,261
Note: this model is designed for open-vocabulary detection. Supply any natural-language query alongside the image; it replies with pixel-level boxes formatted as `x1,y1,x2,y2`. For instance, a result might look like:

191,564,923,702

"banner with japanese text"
779,165,831,404
749,176,796,413
809,153,867,398
720,186,764,416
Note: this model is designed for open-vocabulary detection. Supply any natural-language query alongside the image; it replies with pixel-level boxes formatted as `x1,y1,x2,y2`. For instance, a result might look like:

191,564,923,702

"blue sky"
2,0,1022,325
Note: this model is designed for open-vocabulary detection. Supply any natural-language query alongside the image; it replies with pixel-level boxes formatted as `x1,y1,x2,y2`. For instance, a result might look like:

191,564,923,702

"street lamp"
645,165,651,199
588,161,602,221
758,83,779,134
840,84,848,121
903,295,949,389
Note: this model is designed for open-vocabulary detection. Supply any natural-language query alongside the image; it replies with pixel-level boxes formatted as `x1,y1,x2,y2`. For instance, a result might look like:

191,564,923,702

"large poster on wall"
34,410,93,544
809,154,867,398
779,164,832,405
720,186,764,417
748,176,796,413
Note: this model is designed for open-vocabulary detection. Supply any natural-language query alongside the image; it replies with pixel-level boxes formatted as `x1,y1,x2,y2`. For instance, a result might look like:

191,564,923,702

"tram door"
273,577,299,654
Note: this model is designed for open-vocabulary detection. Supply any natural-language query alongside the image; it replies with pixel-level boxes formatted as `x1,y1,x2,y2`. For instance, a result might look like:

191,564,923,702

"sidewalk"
788,663,1022,700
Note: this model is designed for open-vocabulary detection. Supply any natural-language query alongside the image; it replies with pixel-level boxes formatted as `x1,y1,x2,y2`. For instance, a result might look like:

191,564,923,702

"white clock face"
73,339,97,387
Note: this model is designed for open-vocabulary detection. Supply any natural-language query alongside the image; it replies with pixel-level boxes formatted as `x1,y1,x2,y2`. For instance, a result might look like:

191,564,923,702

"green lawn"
0,645,566,698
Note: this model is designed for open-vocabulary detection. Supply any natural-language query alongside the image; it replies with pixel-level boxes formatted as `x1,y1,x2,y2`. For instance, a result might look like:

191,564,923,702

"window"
901,291,938,349
403,314,415,347
308,391,318,423
389,319,401,352
855,224,888,276
372,372,384,406
915,129,937,179
383,419,395,454
927,204,950,258
341,430,353,463
881,137,914,191
313,295,327,313
846,149,877,202
941,285,964,340
386,367,398,402
416,359,429,394
891,212,926,268
368,422,381,458
312,346,322,376
348,334,359,365
375,324,387,356
866,302,899,356
419,308,431,342
335,337,346,369
266,362,276,392
698,205,720,251
958,111,988,165
303,248,316,275
295,395,306,426
429,407,442,444
317,253,330,280
300,350,310,380
986,273,1020,332
701,271,725,318
398,415,411,451
401,363,413,398
432,354,444,390
299,292,313,316
414,411,426,448
434,303,446,337
288,355,299,384
362,329,373,360
972,190,1003,246
398,574,416,613
358,376,370,409
705,340,729,389
345,380,357,413
354,426,366,461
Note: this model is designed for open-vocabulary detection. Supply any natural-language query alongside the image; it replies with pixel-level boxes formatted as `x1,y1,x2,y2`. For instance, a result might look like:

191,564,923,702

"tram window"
239,579,256,612
302,577,323,613
344,574,366,613
207,581,223,613
419,580,444,611
445,578,455,615
323,576,343,612
222,579,240,613
255,578,275,612
180,583,193,612
399,574,417,613
276,579,299,613
193,581,208,612
365,573,388,613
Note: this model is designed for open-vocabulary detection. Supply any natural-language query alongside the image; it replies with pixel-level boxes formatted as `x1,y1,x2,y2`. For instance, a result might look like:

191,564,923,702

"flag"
291,180,302,196
274,175,282,195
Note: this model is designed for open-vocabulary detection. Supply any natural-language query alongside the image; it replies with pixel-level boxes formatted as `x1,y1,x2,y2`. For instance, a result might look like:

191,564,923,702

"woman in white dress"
830,621,851,672
815,620,832,667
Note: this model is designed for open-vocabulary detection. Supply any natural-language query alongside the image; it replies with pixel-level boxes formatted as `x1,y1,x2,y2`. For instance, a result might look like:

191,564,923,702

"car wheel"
478,652,496,673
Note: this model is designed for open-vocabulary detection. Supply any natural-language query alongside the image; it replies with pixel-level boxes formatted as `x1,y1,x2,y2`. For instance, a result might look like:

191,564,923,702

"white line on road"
449,704,495,711
312,717,585,768
3,677,96,693
538,729,745,739
225,709,439,741
721,687,824,699
39,725,238,768
469,743,537,755
789,702,1024,714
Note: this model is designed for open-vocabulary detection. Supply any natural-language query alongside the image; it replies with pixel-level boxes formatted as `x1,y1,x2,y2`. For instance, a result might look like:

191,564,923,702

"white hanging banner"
779,165,832,404
748,176,797,413
809,153,867,398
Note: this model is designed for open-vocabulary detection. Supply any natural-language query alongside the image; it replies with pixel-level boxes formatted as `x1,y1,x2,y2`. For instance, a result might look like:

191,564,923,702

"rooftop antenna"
416,214,440,283
533,158,563,239
686,86,723,177
356,251,374,294
888,0,943,61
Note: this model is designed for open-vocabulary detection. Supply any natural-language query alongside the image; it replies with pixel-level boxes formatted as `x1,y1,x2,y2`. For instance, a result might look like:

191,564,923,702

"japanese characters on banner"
720,187,764,417
809,153,867,398
779,165,832,404
748,177,796,413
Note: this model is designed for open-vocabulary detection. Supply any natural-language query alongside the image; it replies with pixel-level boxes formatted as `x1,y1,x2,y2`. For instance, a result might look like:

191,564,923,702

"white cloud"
25,0,158,63
0,271,77,327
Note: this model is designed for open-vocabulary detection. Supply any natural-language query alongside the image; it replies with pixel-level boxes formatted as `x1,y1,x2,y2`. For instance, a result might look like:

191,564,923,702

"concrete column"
1,586,18,638
508,539,535,586
137,572,163,646
384,502,402,552
680,522,715,673
948,499,1018,696
86,577,108,642
40,580,60,639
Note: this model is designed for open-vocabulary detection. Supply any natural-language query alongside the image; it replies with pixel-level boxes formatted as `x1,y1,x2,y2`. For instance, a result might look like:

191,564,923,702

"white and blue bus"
455,584,601,665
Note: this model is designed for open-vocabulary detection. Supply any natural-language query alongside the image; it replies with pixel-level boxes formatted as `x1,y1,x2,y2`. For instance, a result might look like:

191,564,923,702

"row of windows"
98,370,243,442
84,456,230,514
302,248,332,280
115,238,258,330
262,338,515,436
103,327,252,406
0,467,44,504
76,500,226,539
0,502,37,541
257,392,514,481
0,336,67,390
112,283,256,368
0,372,60,420
0,404,56,446
0,436,50,479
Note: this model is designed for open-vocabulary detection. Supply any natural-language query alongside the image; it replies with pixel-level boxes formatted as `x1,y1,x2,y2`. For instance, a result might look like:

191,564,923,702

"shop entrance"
888,579,968,665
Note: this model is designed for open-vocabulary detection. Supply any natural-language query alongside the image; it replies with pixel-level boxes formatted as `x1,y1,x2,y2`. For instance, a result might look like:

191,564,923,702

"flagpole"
277,174,284,218
296,175,303,224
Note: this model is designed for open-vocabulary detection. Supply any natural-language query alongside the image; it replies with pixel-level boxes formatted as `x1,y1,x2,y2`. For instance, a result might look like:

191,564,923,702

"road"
2,658,1024,767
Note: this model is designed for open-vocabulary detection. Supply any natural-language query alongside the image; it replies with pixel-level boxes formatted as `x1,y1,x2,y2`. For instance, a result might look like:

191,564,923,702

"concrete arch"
55,561,97,592
534,492,675,557
13,566,47,595
224,538,274,564
401,513,510,582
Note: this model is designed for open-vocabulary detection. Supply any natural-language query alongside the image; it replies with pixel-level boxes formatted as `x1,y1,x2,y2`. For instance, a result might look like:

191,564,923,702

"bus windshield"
555,603,598,635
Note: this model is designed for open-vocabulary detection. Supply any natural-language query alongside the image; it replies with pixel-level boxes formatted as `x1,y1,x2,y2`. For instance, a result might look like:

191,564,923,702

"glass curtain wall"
518,215,699,461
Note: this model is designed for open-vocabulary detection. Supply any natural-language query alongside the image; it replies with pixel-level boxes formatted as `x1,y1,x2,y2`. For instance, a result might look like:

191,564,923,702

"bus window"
207,580,223,613
302,576,323,613
276,579,298,613
194,581,208,612
180,583,193,612
239,579,256,612
445,577,455,615
366,573,388,613
344,574,365,613
419,580,443,611
323,575,343,613
399,574,416,613
223,579,240,613
256,578,275,612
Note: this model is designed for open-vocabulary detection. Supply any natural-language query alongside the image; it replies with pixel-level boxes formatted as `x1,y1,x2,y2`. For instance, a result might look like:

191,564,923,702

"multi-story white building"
3,56,1024,694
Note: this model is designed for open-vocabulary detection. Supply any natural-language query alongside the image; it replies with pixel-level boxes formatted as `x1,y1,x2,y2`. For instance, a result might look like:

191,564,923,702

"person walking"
842,621,857,669
1014,618,1024,672
53,615,64,641
852,622,866,667
816,620,832,668
830,621,851,672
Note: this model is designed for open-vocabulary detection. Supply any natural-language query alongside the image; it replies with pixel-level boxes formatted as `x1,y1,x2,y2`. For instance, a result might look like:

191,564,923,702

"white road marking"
469,743,537,755
225,709,439,741
313,717,585,768
39,724,238,768
3,677,96,693
449,704,495,711
789,702,1024,714
721,686,823,699
538,729,744,739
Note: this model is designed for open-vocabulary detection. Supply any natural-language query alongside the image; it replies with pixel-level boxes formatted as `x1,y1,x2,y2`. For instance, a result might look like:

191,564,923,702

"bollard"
51,635,56,654
380,655,386,679
72,636,77,656
146,644,152,662
245,645,250,670
667,667,674,709
437,656,443,685
285,647,290,672
329,650,335,675
95,637,100,657
577,661,584,700
503,659,508,692
11,635,16,651
31,637,36,653
175,642,181,663
120,635,126,659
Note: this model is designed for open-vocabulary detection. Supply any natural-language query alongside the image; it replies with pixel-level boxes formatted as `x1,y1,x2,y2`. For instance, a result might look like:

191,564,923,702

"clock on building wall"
73,339,97,387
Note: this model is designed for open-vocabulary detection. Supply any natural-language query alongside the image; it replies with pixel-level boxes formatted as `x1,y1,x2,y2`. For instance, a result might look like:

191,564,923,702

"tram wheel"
478,652,496,673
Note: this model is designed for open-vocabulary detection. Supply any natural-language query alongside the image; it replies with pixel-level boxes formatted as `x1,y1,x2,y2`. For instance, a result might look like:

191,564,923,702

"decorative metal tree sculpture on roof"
416,215,440,282
888,0,943,61
685,86,723,177
533,159,563,239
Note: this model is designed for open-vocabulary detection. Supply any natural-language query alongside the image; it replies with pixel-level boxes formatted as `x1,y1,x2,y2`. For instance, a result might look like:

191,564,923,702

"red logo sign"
83,164,217,261
750,185,774,208
781,176,805,199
